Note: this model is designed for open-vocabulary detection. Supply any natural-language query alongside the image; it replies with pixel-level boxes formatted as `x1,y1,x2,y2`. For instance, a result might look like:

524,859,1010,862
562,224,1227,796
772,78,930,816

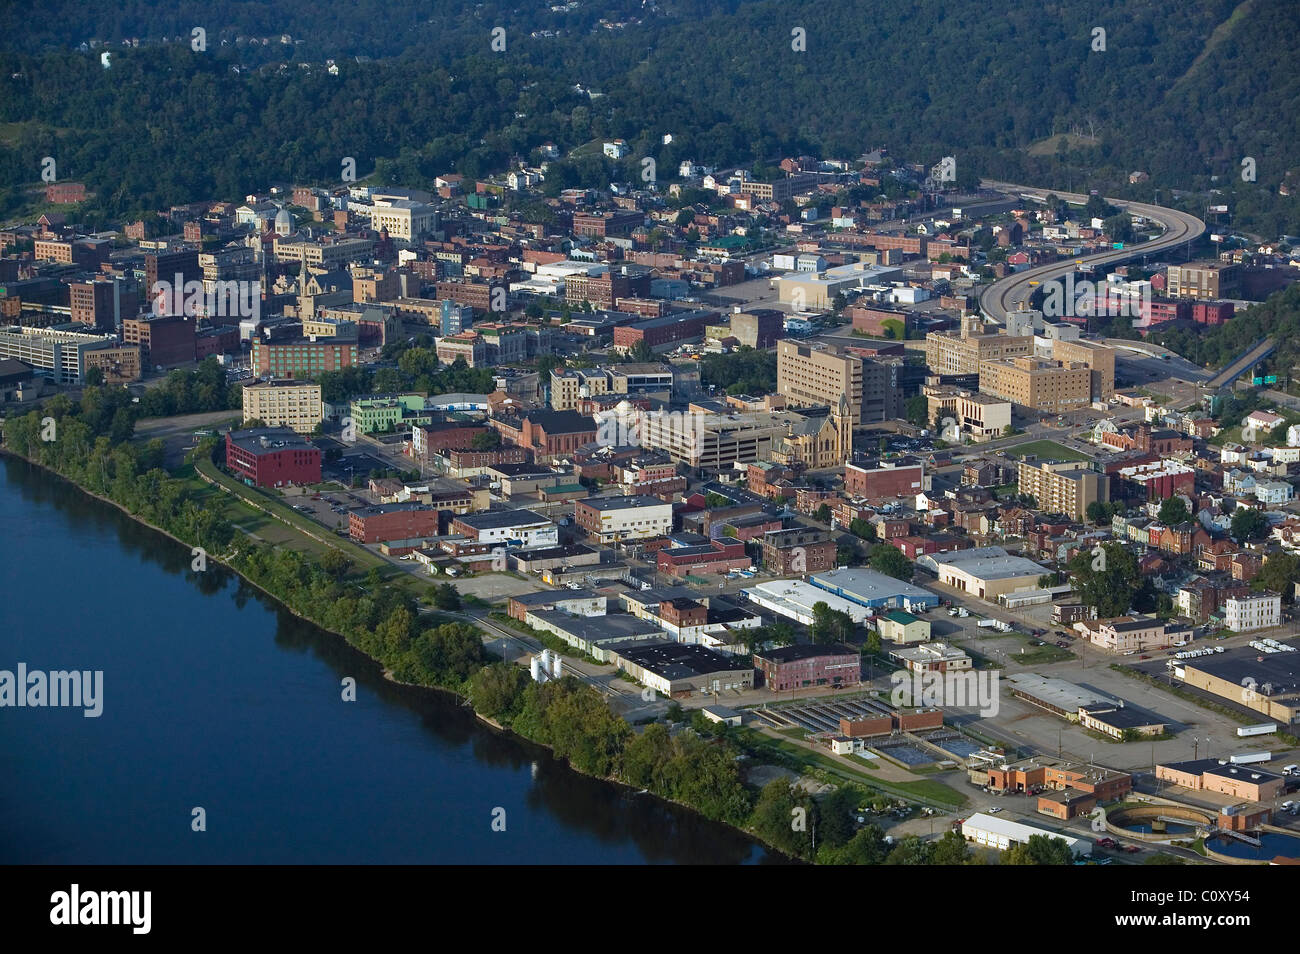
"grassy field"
739,730,969,809
1008,439,1091,462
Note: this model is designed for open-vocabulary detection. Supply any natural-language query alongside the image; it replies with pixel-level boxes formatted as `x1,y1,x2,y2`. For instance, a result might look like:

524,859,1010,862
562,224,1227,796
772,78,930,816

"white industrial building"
960,813,1091,856
743,580,873,626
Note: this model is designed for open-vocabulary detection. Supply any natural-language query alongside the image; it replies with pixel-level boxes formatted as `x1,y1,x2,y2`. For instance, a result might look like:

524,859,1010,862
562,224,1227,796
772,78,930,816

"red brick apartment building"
45,182,87,204
348,503,439,544
761,527,836,574
145,249,202,295
844,459,925,500
753,644,862,692
572,211,645,238
612,311,715,352
122,315,196,368
434,279,505,312
225,428,321,488
657,539,749,577
69,278,138,331
445,446,530,472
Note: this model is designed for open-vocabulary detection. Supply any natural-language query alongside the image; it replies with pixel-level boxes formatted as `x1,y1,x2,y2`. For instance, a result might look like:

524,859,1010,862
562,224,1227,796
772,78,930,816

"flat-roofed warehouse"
809,567,940,611
1175,644,1300,724
524,611,664,662
605,640,754,697
1156,758,1286,802
960,812,1092,857
743,579,874,626
1006,673,1120,720
917,546,1046,602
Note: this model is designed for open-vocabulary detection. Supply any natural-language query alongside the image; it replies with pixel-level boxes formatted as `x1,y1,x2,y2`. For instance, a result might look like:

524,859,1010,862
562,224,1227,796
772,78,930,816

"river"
0,456,775,864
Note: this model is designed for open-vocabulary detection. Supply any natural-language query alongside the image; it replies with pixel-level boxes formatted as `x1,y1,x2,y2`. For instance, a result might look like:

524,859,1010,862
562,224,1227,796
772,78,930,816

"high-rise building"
777,340,901,426
925,319,1033,376
1166,262,1240,300
978,357,1092,413
242,379,324,434
1051,338,1115,400
1016,459,1107,521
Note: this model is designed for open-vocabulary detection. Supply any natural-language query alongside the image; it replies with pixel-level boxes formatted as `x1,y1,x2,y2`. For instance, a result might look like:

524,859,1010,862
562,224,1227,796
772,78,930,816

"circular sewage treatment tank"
1106,805,1213,839
1206,830,1300,862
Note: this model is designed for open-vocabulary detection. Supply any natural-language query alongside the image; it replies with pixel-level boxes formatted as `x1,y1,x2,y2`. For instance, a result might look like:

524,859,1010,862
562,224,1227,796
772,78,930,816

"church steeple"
835,391,853,465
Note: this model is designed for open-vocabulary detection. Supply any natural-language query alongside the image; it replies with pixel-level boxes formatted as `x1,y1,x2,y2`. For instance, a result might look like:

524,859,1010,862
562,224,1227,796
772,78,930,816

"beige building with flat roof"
925,316,1033,376
979,356,1091,413
1165,262,1240,300
1052,338,1116,400
242,379,324,433
924,386,1012,442
1016,459,1107,520
777,339,863,425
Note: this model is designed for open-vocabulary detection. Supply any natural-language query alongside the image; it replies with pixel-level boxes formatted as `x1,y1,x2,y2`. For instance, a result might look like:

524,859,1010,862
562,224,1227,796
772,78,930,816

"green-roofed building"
877,609,931,644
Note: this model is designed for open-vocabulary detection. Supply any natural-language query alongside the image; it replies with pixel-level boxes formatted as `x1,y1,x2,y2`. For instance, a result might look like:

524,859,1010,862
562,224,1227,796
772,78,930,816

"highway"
978,180,1206,323
1204,337,1276,390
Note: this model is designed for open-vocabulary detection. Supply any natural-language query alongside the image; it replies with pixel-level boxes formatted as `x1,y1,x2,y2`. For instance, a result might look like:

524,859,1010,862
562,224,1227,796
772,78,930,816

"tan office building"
1016,459,1107,521
925,323,1033,376
979,357,1092,413
1052,338,1115,399
777,340,863,426
243,379,324,433
1166,262,1240,300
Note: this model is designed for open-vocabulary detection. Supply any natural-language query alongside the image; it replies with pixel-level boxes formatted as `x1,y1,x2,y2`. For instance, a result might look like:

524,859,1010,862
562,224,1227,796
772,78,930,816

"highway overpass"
978,181,1206,324
1204,338,1276,391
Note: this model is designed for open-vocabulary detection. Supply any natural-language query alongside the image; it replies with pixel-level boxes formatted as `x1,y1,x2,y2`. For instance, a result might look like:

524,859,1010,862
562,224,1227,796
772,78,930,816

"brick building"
753,643,862,692
657,539,750,577
348,503,440,544
761,526,837,575
225,428,321,487
844,459,925,500
122,315,196,368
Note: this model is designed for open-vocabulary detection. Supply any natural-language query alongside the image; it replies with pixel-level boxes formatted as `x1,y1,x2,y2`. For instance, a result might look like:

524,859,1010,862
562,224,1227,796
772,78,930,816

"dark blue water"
1207,831,1300,861
0,457,773,864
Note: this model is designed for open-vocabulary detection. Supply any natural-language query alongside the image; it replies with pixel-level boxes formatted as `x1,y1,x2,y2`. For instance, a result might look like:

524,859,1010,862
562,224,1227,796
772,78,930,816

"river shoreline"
1,447,789,863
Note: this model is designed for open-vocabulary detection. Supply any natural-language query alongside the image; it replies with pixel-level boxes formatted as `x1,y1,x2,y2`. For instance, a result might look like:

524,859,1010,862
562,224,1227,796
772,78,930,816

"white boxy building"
1224,592,1281,633
960,813,1091,857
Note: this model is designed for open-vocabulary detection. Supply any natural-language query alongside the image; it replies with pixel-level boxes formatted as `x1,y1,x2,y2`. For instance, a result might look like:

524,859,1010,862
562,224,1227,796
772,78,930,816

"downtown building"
776,339,901,426
242,379,323,434
224,427,321,488
1016,459,1108,521
978,356,1092,413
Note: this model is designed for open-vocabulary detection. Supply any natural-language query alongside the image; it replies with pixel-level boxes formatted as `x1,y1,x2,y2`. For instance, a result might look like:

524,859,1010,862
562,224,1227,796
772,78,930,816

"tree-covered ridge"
1,0,1297,234
1150,283,1300,376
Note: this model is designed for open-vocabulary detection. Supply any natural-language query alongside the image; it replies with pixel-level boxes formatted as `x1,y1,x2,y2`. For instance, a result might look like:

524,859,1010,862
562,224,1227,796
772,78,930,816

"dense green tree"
1002,834,1074,865
468,663,530,719
1231,507,1268,543
931,829,972,865
848,518,876,541
868,543,913,582
810,602,856,645
699,348,777,395
816,786,861,849
1067,541,1140,617
751,779,816,860
1255,551,1300,602
884,834,935,865
904,395,929,427
828,824,889,865
1157,496,1190,526
431,582,463,611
